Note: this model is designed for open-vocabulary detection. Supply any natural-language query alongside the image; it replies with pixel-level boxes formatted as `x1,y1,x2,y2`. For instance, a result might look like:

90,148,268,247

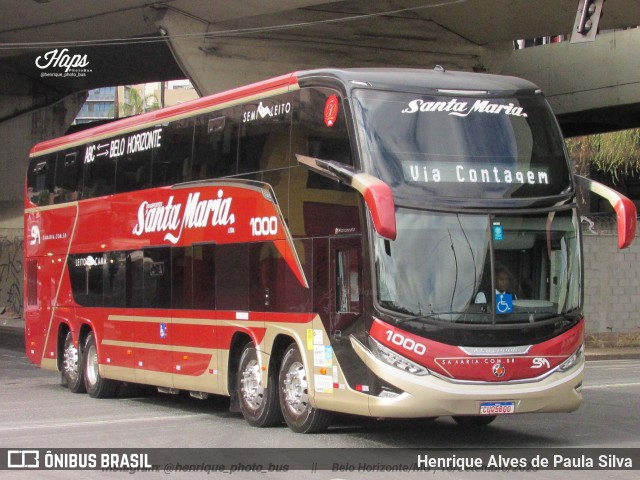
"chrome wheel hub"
85,345,98,386
63,341,79,381
283,361,308,414
240,360,264,410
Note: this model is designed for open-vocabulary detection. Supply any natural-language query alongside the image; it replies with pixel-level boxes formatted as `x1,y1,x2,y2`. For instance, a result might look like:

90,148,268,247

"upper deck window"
353,90,571,200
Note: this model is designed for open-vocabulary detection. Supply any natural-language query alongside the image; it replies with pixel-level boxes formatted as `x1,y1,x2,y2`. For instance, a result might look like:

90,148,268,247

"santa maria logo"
132,190,236,244
401,98,527,118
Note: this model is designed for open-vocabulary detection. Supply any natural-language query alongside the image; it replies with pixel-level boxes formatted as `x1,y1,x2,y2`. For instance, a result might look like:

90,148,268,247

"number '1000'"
250,216,278,237
385,330,427,356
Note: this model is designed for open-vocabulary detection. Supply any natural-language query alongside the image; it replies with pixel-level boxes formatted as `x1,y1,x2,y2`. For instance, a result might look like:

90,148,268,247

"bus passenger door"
329,237,363,340
327,237,367,389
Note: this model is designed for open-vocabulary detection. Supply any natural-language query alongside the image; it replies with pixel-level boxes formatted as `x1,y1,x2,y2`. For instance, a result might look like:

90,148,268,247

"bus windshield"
374,208,581,324
353,90,572,200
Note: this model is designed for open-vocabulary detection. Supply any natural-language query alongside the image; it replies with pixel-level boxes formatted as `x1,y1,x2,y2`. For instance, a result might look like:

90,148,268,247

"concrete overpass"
1,0,640,314
503,28,640,137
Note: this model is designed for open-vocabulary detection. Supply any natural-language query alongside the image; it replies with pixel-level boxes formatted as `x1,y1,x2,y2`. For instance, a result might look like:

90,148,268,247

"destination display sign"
83,128,163,163
354,89,572,200
401,161,550,186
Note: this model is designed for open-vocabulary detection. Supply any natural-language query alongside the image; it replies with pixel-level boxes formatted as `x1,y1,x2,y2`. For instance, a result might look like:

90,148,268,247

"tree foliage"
119,87,160,117
566,128,640,183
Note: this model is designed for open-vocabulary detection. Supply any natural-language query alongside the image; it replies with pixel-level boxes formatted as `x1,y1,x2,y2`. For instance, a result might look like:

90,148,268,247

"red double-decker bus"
24,68,636,433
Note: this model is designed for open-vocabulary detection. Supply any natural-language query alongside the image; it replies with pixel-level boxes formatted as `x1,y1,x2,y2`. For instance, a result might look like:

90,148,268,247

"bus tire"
237,342,282,427
452,415,497,427
62,331,86,393
279,343,332,433
83,332,118,399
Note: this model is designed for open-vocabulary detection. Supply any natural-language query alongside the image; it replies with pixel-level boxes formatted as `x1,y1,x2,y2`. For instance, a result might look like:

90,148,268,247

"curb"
584,349,640,361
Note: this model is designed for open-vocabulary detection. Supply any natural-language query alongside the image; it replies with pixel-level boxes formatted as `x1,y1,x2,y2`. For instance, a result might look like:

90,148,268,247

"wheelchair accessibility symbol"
496,293,513,314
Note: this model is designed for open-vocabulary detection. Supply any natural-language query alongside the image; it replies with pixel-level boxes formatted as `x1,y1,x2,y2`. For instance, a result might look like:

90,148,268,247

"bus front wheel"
237,342,282,427
278,344,332,433
83,332,118,399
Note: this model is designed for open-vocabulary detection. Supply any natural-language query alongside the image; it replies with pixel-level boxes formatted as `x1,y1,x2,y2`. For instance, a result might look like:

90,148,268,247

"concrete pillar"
0,73,86,314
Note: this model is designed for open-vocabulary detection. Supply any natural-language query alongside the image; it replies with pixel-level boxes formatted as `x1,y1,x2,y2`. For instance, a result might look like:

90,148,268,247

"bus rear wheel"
237,342,282,427
83,332,118,399
62,331,85,393
278,344,332,433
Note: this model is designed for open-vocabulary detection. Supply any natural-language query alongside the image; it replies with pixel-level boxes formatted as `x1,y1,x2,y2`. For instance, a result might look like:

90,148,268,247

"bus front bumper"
350,336,584,418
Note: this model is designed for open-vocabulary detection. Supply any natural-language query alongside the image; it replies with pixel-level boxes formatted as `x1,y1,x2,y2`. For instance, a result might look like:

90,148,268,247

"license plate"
479,401,515,415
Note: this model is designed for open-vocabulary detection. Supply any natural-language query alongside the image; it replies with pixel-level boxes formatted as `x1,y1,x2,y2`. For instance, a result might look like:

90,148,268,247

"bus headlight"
558,344,585,372
369,336,430,376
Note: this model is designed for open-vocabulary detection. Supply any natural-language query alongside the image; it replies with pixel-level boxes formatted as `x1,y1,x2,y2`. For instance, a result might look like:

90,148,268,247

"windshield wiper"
561,307,582,321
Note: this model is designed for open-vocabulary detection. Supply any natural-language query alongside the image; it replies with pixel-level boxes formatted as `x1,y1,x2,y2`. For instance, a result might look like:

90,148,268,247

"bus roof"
30,67,540,157
296,67,540,96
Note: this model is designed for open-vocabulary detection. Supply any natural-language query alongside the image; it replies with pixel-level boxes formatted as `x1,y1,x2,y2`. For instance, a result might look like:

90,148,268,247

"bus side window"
288,88,360,238
54,151,82,203
152,119,194,187
193,244,216,309
27,154,56,206
216,244,248,311
104,251,126,308
294,87,353,167
172,247,193,309
193,109,239,180
126,250,144,308
83,149,116,198
67,253,104,307
238,93,293,174
116,138,152,193
144,248,171,309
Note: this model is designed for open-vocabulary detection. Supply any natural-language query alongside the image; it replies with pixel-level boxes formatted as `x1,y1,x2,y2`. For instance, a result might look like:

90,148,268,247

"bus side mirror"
296,154,397,240
574,175,637,249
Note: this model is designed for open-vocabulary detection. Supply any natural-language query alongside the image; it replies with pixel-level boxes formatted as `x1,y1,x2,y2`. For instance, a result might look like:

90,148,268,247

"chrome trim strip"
458,345,533,356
